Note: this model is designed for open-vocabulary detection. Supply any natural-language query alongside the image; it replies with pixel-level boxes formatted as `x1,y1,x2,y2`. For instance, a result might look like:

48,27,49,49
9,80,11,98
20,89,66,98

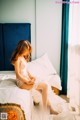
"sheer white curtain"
68,1,80,112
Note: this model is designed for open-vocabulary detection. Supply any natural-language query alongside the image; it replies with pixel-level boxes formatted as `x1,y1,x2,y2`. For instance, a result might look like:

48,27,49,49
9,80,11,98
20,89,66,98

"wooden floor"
60,95,69,102
60,95,80,120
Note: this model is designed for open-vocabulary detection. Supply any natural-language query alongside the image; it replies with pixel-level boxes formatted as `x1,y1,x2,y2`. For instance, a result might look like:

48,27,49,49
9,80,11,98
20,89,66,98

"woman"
11,40,58,114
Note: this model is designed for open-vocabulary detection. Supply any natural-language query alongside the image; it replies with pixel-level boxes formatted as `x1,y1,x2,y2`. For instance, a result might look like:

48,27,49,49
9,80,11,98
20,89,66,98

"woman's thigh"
20,83,34,90
36,82,48,92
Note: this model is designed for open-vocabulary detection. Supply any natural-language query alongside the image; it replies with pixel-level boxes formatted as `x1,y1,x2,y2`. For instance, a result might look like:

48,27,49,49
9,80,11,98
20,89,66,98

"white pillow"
27,53,62,90
27,53,56,77
47,75,62,90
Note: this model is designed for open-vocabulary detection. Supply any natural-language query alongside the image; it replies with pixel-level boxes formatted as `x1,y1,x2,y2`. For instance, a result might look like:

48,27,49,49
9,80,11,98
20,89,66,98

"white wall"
36,0,62,73
0,0,62,73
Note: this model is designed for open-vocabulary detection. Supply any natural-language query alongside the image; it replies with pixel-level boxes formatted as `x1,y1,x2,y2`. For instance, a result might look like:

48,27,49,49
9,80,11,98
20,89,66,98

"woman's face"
22,50,31,62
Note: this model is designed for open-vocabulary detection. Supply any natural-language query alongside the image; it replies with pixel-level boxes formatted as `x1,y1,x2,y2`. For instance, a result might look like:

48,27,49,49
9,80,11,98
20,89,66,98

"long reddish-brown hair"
11,40,32,64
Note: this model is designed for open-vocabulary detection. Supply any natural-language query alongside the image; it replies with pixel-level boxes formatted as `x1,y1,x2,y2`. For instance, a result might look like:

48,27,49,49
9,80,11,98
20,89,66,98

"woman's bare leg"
20,83,34,90
20,82,48,110
47,100,58,114
36,82,48,110
19,82,59,114
36,82,59,114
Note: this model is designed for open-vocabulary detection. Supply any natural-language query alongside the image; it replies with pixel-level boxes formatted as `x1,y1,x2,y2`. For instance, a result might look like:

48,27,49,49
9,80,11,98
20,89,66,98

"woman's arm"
14,59,34,85
27,70,36,80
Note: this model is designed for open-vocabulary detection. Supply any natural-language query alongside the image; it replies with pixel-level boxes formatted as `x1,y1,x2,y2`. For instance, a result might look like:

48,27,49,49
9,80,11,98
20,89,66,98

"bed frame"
0,23,31,70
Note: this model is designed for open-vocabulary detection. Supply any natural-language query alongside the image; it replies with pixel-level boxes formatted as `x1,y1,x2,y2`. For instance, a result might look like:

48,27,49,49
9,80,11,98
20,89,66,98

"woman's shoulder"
18,57,28,65
13,57,23,65
17,56,23,61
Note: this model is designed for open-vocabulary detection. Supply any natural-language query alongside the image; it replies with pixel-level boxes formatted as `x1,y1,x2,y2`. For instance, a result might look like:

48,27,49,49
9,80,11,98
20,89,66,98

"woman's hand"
26,78,35,85
31,77,36,82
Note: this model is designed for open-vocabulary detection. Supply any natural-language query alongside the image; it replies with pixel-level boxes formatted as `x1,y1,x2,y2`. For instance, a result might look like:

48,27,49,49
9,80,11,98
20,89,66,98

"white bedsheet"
0,71,76,120
32,104,76,120
0,71,32,120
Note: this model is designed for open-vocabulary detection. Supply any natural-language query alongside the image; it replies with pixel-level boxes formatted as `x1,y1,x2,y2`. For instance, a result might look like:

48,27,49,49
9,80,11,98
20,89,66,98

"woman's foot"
47,101,59,115
50,107,59,115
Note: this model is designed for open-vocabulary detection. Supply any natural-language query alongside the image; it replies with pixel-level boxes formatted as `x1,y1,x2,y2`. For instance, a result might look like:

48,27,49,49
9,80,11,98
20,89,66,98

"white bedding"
0,71,76,120
0,71,32,120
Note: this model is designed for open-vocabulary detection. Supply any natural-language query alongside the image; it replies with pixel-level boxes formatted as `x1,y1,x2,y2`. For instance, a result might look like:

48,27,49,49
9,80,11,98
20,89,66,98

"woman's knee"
43,83,48,91
39,82,48,91
36,82,48,91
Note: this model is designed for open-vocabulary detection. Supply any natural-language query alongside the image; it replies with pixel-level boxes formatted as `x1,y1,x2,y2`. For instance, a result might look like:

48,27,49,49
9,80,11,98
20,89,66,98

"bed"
0,23,76,120
0,23,32,120
0,71,77,120
0,71,32,120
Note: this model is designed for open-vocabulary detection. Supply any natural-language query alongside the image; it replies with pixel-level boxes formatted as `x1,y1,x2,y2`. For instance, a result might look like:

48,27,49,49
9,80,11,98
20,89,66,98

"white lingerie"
16,57,28,87
16,57,42,88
